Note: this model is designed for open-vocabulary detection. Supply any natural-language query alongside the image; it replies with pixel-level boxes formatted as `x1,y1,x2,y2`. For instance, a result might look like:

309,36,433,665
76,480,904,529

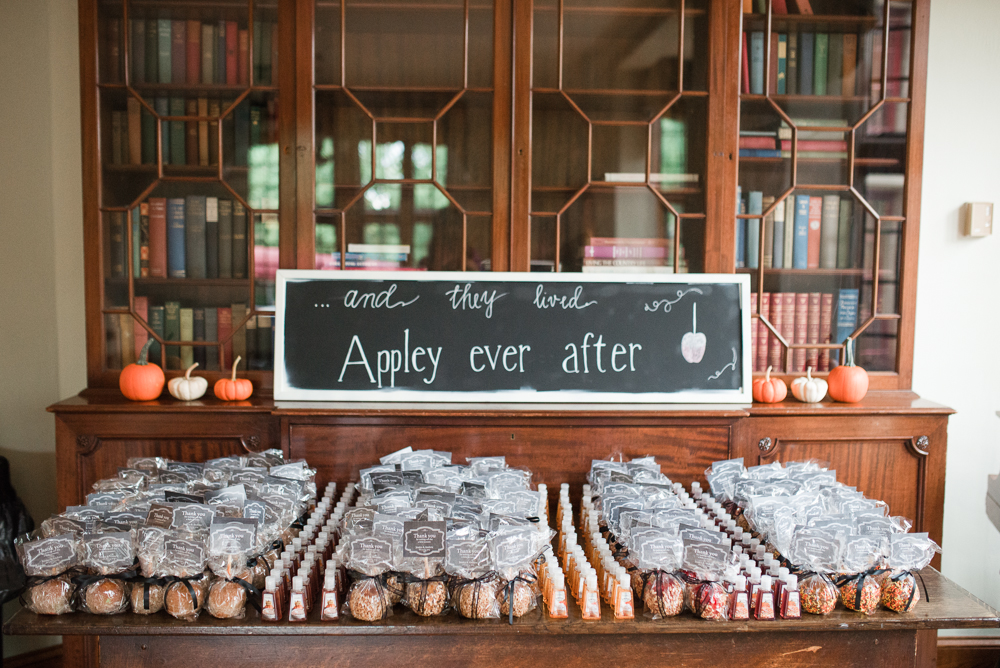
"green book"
131,207,141,278
813,33,829,96
249,105,263,147
786,32,798,96
179,307,194,370
776,34,787,94
157,19,171,84
144,19,158,83
837,198,854,268
148,305,165,365
130,20,145,84
141,106,156,164
201,23,215,84
827,33,843,96
169,97,185,165
164,300,181,370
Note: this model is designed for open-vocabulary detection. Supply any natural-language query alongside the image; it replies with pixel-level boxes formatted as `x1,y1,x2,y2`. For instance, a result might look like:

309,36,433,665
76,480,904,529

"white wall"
915,0,1000,636
0,0,85,656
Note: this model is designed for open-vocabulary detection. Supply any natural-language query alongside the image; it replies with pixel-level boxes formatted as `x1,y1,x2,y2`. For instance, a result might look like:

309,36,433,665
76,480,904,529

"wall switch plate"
962,202,993,237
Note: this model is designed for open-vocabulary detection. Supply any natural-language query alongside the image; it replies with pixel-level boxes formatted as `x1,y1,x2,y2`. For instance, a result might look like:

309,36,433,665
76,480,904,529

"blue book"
739,149,783,158
792,194,810,269
777,34,787,94
169,97,185,166
184,195,207,279
131,207,141,278
155,97,170,164
799,33,815,95
205,197,219,279
833,289,860,366
749,32,765,95
746,191,763,269
772,198,786,269
157,19,172,84
217,20,227,84
735,187,745,268
167,197,186,278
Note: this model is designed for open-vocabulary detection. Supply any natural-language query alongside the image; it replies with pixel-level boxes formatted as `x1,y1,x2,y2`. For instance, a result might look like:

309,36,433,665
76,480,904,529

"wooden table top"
5,569,997,637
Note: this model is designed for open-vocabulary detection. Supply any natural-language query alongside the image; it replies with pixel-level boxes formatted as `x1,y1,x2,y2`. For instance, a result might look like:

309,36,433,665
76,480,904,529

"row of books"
314,244,416,270
108,197,249,280
741,30,861,98
749,289,858,373
580,237,679,274
737,191,857,270
105,298,273,372
104,17,278,87
108,97,277,168
743,0,813,14
739,117,848,159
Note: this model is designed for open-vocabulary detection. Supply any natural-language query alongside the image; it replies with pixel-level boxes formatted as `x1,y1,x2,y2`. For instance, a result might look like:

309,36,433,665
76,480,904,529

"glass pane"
253,0,279,87
315,90,374,209
531,93,589,215
103,210,130,309
254,212,279,308
315,0,342,86
437,91,493,213
100,0,124,85
101,89,159,208
222,93,280,205
530,216,557,272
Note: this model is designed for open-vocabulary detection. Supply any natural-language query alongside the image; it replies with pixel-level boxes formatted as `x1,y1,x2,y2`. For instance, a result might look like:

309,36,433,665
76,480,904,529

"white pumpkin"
168,363,208,401
790,367,828,403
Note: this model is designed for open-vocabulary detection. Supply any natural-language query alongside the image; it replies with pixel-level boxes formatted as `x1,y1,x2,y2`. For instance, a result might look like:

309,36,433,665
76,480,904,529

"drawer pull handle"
758,437,774,453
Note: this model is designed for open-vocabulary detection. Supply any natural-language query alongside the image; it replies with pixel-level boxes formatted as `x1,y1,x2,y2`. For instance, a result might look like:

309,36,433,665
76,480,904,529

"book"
169,97,185,165
261,21,274,85
208,99,220,166
842,33,857,97
773,0,788,13
231,303,247,364
201,23,215,85
225,21,238,85
580,266,674,274
164,300,181,370
253,19,263,84
184,195,207,279
166,197,186,278
249,105,263,146
218,199,233,278
749,32,765,95
180,307,194,369
776,34,787,94
186,19,201,84
827,33,843,96
783,196,795,268
218,307,233,370
193,307,206,369
735,187,745,268
154,97,170,163
813,33,828,96
127,96,141,165
258,315,273,370
105,314,122,370
234,101,250,167
792,293,808,372
131,207,140,278
584,246,667,259
786,32,798,95
762,196,775,269
768,33,779,95
818,292,833,371
204,308,219,371
110,111,124,165
790,0,812,13
157,19,171,84
145,19,158,83
232,201,248,279
106,18,121,82
348,243,413,253
780,293,796,373
148,197,168,277
148,305,165,366
739,136,779,150
805,292,821,370
837,198,854,269
741,32,750,94
779,140,848,152
171,20,186,85
141,104,156,164
205,197,219,279
757,293,771,373
246,315,258,370
746,191,762,269
109,211,125,277
238,29,249,85
792,195,809,269
216,20,226,84
754,0,765,13
743,0,752,12
120,313,136,367
134,296,149,362
198,97,209,166
772,198,786,269
832,289,859,366
739,149,783,158
139,202,150,277
185,98,198,166
582,258,666,267
799,33,814,95
820,195,840,268
807,196,822,269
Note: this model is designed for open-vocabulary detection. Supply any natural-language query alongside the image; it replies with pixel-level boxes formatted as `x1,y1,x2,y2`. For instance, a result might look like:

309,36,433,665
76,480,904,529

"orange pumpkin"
215,355,254,401
119,339,165,401
828,338,868,403
752,365,787,403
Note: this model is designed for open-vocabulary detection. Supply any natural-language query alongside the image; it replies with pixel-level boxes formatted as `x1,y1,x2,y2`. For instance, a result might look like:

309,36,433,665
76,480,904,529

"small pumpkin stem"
765,365,772,382
845,337,855,367
137,338,155,366
806,367,813,381
183,362,199,380
231,356,242,382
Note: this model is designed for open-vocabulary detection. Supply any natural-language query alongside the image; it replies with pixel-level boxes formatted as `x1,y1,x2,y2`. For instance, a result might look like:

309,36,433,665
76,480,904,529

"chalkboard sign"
274,271,751,403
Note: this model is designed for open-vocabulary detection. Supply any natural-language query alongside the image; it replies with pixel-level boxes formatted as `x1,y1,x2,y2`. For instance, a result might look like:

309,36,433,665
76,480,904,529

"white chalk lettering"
612,343,627,372
534,285,597,310
344,284,419,310
445,284,507,319
424,347,442,384
339,336,376,383
562,334,642,374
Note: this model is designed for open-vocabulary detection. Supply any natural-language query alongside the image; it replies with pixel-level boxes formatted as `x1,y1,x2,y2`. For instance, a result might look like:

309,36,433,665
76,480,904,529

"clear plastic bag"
880,533,939,613
21,575,75,615
78,577,130,615
346,574,392,621
641,570,684,619
452,574,502,619
130,579,165,614
164,573,209,621
206,569,252,619
800,572,839,615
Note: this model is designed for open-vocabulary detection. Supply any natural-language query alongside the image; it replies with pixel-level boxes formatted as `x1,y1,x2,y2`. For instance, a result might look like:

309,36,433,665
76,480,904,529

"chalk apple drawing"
681,303,706,364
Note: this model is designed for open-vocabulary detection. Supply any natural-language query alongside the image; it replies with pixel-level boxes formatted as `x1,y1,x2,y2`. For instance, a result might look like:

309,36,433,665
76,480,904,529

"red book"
750,292,759,373
768,292,784,372
741,32,750,94
584,246,667,259
779,293,795,373
238,29,249,85
739,136,779,150
805,292,821,371
148,197,168,278
217,307,233,370
768,33,779,94
757,293,771,373
171,20,186,85
772,0,788,13
818,293,834,371
807,196,822,269
226,21,238,85
780,140,849,152
186,19,201,84
792,293,808,372
134,296,149,361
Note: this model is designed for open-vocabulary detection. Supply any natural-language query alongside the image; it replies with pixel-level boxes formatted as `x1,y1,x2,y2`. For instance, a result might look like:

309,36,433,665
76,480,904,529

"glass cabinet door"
529,0,713,273
312,0,501,272
98,0,278,377
737,0,913,378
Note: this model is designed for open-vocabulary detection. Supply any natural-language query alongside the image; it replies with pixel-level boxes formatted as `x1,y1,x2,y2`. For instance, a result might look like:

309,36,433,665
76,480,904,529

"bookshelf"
79,0,928,391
